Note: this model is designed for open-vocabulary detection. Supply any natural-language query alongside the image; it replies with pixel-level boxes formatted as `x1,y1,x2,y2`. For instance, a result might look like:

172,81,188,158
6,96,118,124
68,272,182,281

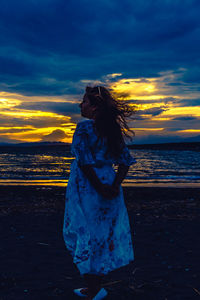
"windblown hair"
85,85,136,159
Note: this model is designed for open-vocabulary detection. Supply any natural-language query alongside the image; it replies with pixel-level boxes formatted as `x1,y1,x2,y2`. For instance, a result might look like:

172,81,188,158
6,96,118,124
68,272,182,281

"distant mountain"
1,139,200,152
129,141,200,151
0,141,71,155
0,141,70,147
182,135,200,142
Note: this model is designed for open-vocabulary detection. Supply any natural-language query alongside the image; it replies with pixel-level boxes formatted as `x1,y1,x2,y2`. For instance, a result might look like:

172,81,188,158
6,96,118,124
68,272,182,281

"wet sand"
1,186,200,299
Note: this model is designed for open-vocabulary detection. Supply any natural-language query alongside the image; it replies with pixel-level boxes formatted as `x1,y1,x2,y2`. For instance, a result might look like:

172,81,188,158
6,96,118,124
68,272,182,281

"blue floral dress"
63,119,137,275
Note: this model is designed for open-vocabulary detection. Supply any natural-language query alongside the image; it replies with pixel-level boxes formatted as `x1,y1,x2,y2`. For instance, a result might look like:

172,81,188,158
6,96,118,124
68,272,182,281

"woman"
63,86,137,299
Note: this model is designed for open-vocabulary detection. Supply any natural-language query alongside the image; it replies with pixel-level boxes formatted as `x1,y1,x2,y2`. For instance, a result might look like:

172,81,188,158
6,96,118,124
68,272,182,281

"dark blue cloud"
172,116,198,121
182,67,200,83
139,107,167,116
15,101,80,115
0,0,200,97
166,127,183,131
41,129,68,141
177,99,200,107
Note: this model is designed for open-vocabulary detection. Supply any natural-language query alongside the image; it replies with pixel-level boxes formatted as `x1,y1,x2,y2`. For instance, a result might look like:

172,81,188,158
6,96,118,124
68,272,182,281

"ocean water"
0,148,200,187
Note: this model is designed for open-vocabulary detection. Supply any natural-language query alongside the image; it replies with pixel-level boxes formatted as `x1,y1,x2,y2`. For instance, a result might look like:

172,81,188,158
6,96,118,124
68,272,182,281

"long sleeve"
71,121,96,166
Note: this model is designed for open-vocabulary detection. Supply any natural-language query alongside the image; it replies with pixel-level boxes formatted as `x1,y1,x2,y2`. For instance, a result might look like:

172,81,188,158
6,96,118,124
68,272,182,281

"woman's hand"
78,164,121,199
97,183,120,199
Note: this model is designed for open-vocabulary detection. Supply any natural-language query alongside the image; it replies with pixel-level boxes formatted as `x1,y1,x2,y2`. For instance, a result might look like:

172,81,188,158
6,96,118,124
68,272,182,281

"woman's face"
79,94,97,119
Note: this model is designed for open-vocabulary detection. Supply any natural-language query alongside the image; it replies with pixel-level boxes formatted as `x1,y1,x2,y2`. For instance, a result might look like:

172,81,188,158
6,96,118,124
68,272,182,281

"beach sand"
1,186,200,299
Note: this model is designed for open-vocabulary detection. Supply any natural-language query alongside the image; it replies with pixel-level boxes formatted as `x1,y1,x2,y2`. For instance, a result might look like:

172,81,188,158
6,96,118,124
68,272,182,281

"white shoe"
92,288,108,300
73,288,88,297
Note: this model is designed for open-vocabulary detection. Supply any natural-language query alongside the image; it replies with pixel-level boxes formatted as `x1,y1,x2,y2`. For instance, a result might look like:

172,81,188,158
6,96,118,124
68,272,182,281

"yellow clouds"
2,127,73,143
110,76,180,101
0,91,77,143
133,128,164,131
108,69,200,142
1,68,200,144
0,91,28,110
111,78,158,99
0,123,75,143
106,73,123,79
179,129,200,133
0,99,21,109
1,110,69,119
42,129,69,142
137,102,167,110
109,70,184,101
0,125,34,134
161,106,200,117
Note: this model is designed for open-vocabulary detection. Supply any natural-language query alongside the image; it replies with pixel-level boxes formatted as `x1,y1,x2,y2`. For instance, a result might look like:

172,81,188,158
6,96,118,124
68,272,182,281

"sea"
0,144,200,187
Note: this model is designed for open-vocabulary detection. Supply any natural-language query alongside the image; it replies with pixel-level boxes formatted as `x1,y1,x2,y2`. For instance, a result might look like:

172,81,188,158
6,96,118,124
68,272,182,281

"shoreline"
0,182,200,188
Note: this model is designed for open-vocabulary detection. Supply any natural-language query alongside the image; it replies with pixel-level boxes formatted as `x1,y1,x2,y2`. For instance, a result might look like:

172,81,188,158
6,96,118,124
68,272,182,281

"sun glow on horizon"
111,78,157,99
133,128,164,131
0,69,200,144
161,106,200,117
178,129,200,133
0,92,77,143
1,126,75,143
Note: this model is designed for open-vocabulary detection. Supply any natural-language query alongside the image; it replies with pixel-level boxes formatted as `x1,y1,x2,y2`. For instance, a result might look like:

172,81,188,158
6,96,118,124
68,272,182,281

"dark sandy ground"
1,186,200,300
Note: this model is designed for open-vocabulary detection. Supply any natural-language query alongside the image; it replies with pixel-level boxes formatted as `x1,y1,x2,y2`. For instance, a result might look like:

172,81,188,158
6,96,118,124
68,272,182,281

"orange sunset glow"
0,69,200,144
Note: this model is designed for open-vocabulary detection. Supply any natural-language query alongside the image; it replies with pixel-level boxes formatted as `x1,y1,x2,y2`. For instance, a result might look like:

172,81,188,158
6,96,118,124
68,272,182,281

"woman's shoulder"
77,119,94,126
76,119,94,132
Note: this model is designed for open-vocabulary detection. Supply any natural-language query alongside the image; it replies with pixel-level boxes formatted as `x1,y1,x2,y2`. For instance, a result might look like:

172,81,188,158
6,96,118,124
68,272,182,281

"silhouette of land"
129,141,200,152
0,141,200,155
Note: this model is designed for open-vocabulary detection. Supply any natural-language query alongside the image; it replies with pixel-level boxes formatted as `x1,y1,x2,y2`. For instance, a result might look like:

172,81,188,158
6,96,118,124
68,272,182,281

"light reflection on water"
0,149,200,186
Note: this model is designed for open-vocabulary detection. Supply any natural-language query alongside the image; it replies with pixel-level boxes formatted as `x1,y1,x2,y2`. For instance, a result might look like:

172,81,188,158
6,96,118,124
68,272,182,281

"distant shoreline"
0,141,200,152
129,141,200,151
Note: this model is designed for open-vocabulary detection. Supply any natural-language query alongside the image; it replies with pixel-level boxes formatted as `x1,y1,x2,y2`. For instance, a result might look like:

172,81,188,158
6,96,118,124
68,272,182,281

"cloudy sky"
0,0,200,144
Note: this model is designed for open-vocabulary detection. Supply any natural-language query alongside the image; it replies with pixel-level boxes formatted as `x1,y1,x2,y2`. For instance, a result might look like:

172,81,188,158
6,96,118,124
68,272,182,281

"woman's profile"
63,85,137,299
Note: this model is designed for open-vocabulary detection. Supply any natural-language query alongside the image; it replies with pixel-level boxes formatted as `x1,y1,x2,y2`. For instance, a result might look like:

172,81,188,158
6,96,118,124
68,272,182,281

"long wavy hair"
85,85,136,159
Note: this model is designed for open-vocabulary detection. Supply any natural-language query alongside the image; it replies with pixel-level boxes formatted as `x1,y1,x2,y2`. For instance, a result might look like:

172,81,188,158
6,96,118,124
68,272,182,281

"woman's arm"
78,163,117,198
112,164,130,187
79,163,129,188
78,163,129,199
78,163,102,191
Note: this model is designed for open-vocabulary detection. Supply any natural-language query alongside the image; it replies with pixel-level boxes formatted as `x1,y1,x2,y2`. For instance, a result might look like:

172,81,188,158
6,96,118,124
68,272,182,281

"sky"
0,0,200,144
